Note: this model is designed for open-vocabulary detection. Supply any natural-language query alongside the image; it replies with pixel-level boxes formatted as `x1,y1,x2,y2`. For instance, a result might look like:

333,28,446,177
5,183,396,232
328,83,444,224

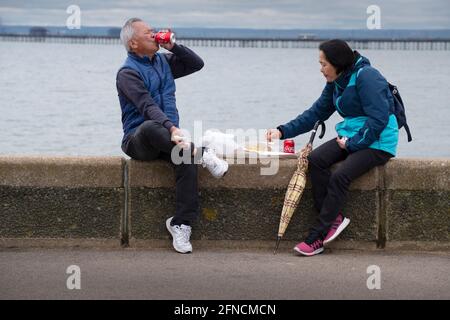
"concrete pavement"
0,247,448,300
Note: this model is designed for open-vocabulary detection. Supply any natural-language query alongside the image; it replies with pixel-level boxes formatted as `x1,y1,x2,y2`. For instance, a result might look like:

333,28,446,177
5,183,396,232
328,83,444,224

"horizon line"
2,24,450,31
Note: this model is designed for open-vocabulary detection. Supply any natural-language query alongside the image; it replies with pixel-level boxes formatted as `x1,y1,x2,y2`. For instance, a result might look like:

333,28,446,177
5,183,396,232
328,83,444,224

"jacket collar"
334,69,352,89
334,51,363,89
127,51,157,64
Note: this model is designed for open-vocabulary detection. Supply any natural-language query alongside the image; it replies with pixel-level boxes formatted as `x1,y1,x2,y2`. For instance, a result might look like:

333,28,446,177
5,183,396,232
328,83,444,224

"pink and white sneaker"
323,213,350,245
294,239,324,256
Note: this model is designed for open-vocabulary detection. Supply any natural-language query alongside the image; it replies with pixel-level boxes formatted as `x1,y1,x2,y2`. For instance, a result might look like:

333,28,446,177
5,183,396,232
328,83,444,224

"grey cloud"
0,0,449,28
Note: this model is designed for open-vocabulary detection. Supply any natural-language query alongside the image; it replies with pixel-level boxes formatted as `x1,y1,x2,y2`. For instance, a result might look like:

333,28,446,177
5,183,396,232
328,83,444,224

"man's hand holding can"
154,29,176,50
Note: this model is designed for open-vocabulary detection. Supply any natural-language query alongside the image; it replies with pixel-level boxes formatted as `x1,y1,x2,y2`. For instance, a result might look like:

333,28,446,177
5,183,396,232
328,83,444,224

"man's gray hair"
120,18,142,52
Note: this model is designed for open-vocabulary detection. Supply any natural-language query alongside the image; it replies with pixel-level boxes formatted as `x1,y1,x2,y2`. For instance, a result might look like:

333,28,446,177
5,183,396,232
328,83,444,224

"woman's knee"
329,169,351,186
308,149,325,169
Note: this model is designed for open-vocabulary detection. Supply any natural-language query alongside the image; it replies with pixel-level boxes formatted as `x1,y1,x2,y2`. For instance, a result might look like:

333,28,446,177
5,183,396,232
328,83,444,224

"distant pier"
1,34,449,50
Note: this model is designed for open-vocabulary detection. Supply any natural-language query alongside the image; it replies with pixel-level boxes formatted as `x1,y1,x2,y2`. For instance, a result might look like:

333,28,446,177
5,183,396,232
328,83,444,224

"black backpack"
388,83,412,142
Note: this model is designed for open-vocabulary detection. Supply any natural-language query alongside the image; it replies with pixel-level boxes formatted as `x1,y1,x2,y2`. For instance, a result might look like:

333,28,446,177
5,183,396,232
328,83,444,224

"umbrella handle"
308,120,326,145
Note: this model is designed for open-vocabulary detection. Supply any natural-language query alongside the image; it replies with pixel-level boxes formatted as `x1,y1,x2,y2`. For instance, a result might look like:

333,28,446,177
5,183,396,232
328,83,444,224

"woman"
267,39,398,256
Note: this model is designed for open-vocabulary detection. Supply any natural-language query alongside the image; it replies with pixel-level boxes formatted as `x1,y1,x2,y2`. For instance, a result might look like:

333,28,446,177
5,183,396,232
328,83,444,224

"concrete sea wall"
0,156,448,251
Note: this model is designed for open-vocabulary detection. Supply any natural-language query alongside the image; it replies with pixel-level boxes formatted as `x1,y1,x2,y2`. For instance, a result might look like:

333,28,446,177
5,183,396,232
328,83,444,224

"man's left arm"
163,43,204,79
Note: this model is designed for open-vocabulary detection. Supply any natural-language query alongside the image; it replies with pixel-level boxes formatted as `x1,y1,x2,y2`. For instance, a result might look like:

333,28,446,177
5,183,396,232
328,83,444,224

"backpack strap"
404,123,412,142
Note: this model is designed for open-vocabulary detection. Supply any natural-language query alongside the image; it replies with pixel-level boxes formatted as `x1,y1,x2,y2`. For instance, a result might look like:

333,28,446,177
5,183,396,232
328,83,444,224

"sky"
0,0,449,29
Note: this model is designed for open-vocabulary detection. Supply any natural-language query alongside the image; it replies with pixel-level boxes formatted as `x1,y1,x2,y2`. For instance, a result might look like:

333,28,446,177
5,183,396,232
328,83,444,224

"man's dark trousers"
122,120,199,226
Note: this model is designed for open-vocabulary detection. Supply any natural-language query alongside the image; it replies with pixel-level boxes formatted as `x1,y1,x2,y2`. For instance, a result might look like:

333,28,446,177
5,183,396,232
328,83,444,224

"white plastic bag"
201,130,243,156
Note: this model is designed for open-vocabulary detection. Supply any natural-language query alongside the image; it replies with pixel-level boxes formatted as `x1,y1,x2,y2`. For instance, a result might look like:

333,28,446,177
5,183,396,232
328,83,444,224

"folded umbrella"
274,120,326,254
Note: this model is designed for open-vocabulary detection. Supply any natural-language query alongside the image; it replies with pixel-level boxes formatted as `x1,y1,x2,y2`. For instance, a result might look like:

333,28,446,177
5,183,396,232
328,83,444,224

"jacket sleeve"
163,44,204,79
277,83,335,139
346,67,390,153
116,69,174,130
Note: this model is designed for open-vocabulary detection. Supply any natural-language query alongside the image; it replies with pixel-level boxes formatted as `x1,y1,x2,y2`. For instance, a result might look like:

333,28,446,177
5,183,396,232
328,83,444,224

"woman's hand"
266,129,282,142
336,136,348,150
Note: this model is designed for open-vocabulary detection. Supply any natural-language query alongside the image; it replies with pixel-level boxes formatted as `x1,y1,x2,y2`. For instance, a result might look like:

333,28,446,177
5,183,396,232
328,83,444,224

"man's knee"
139,120,164,133
136,120,169,140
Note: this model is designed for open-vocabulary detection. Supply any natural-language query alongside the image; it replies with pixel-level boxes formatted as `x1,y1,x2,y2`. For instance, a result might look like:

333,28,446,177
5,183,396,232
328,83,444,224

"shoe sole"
217,161,229,178
293,246,324,256
165,218,192,254
323,218,351,245
212,166,228,179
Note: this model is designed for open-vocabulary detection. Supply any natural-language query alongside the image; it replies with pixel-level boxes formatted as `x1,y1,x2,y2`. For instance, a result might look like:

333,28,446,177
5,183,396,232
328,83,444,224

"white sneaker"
201,148,229,178
166,217,193,253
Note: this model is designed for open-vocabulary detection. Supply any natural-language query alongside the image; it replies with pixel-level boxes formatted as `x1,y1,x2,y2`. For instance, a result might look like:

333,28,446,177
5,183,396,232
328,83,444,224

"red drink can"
283,139,295,153
155,31,176,44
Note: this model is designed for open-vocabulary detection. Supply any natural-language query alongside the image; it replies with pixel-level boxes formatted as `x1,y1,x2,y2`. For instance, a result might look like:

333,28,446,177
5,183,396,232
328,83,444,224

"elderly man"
116,18,228,253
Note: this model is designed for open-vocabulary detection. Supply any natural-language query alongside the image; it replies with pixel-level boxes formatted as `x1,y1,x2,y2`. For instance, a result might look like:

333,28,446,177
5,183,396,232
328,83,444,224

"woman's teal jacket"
278,54,398,156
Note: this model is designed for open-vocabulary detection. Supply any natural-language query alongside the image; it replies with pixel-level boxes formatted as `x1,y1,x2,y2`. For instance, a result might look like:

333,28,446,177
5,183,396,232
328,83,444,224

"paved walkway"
0,248,448,299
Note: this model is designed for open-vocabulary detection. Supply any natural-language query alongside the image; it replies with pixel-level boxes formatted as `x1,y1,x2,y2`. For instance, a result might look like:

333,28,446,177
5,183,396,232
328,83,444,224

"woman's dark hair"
319,39,355,74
